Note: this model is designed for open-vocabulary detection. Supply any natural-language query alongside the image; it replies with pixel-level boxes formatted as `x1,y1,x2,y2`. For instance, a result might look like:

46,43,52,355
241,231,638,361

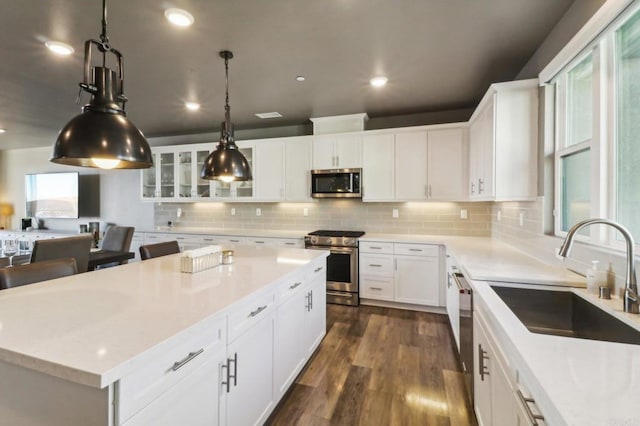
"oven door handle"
327,291,353,298
306,246,356,255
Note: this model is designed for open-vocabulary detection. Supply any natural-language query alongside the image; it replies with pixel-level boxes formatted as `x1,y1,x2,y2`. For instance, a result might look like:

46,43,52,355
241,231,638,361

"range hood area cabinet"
361,125,467,202
311,134,362,169
468,79,538,201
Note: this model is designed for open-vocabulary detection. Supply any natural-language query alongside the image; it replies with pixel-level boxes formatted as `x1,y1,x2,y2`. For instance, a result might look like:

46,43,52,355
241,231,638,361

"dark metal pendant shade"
201,122,252,182
51,0,152,170
200,50,252,181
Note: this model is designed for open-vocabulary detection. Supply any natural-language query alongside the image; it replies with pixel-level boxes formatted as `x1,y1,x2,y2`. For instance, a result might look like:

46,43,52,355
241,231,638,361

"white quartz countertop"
473,280,640,425
0,246,327,388
362,234,584,287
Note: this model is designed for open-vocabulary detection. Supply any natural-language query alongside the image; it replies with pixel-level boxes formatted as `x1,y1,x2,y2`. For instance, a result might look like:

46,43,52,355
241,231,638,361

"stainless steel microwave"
311,168,362,198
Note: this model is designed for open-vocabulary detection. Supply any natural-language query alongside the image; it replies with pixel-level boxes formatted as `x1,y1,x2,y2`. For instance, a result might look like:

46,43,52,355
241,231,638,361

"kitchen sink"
490,285,640,345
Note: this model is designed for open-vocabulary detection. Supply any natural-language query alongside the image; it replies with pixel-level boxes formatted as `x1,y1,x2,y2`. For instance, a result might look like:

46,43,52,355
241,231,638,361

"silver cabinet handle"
478,344,489,381
248,305,268,318
369,287,383,291
369,264,383,267
255,241,265,244
314,266,324,273
171,348,204,371
470,181,475,195
289,281,302,290
370,246,382,250
285,242,295,246
221,352,238,393
516,390,545,425
309,290,313,310
428,185,432,198
230,239,240,243
478,178,484,194
409,248,422,252
447,273,452,288
305,292,310,311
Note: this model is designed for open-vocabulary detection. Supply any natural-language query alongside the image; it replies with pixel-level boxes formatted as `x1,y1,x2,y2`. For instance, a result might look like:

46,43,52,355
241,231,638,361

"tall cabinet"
468,79,538,201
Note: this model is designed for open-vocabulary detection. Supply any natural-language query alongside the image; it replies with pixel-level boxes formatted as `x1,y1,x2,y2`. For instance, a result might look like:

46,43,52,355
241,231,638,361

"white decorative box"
180,245,222,273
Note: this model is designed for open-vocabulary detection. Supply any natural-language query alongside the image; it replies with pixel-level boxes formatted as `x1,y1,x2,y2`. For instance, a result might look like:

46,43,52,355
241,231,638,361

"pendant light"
51,0,152,169
200,51,252,182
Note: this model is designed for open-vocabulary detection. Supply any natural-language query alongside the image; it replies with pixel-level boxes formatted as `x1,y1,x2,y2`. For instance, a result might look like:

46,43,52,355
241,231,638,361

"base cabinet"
360,241,443,307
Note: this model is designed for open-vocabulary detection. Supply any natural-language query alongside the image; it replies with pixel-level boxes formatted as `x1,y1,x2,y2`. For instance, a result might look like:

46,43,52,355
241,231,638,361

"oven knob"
310,236,318,245
343,238,351,246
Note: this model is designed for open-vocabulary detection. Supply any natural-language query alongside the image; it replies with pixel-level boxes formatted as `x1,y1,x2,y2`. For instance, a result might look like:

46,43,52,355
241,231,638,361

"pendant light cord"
100,0,109,67
224,55,231,138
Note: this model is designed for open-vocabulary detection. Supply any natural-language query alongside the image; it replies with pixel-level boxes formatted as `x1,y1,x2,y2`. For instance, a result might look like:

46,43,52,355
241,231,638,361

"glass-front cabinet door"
159,152,176,198
141,152,158,199
195,150,214,199
212,144,254,200
177,151,193,199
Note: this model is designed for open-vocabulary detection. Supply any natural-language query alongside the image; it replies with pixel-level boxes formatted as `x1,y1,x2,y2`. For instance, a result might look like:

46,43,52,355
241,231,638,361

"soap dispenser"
586,261,599,294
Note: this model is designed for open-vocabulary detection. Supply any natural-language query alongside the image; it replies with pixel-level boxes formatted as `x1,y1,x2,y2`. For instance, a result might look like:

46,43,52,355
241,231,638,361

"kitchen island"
0,246,328,426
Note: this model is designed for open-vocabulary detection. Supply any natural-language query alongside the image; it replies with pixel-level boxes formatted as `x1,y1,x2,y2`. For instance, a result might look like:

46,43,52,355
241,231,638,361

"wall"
492,199,637,298
0,147,153,232
156,200,492,236
516,0,608,78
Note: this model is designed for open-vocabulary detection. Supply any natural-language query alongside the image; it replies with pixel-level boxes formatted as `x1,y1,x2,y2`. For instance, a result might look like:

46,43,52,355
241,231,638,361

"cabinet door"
312,136,335,169
334,134,362,168
158,152,176,199
395,132,428,200
306,274,326,355
470,97,495,200
468,121,482,198
234,145,255,200
474,317,493,426
255,141,285,201
284,138,312,201
226,314,274,426
394,255,440,306
176,150,193,199
427,128,464,200
123,348,223,426
491,353,517,426
362,133,395,201
141,152,159,199
195,149,214,199
274,286,307,398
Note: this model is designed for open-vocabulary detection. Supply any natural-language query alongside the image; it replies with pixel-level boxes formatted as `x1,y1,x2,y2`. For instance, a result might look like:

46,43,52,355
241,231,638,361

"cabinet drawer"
248,237,277,247
276,238,304,248
306,258,326,283
360,241,394,254
228,290,275,342
118,314,226,423
276,272,306,303
360,276,394,300
360,254,393,276
394,243,439,257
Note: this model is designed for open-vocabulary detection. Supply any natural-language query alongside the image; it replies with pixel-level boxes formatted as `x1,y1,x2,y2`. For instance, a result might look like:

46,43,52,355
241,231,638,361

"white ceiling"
0,0,575,150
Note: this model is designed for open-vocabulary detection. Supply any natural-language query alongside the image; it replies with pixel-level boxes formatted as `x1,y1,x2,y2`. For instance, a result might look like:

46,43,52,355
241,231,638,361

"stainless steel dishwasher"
455,272,474,405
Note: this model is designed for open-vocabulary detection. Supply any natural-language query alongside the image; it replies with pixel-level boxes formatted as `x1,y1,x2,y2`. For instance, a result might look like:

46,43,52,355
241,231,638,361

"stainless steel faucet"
558,219,638,314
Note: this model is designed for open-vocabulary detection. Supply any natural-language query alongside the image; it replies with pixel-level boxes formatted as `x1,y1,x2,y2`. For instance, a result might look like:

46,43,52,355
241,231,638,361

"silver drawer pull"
171,348,204,371
289,281,302,290
369,287,383,291
203,238,214,241
314,266,323,273
408,248,422,252
248,305,268,318
255,241,265,244
516,390,544,425
285,242,295,245
370,246,382,249
369,264,382,267
230,239,240,243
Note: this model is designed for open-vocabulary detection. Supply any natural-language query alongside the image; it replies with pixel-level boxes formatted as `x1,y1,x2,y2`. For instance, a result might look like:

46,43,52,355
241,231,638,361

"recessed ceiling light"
370,76,388,87
0,128,6,134
185,101,200,111
45,41,74,56
296,76,305,82
255,112,283,119
164,8,194,27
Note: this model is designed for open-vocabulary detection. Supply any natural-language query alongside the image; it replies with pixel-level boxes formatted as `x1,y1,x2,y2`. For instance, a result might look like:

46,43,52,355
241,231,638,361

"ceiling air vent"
255,112,283,119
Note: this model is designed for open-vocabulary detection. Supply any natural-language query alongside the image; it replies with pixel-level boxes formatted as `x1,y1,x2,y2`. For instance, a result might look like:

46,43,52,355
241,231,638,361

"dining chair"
30,234,93,273
0,257,78,290
98,226,135,268
139,241,181,260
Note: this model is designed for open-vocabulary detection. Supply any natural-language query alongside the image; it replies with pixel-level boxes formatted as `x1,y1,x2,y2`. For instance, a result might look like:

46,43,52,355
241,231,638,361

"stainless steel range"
304,230,365,306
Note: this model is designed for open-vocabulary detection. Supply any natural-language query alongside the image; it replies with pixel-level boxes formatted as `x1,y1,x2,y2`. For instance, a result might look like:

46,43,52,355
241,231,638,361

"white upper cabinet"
362,133,395,201
255,140,285,201
468,79,538,201
312,134,362,169
141,150,177,200
395,131,428,200
427,128,466,200
284,138,312,201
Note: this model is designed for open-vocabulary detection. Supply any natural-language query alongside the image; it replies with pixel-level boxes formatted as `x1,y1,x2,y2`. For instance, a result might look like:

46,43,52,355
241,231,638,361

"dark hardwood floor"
266,304,477,426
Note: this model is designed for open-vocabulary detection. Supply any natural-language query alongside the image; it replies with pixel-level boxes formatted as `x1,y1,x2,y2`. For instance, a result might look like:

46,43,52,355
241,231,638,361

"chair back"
31,234,93,273
101,226,135,252
140,241,181,260
0,258,78,290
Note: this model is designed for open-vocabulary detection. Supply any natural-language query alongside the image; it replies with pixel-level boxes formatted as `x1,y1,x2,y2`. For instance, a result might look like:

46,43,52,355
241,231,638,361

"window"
615,10,640,239
554,4,640,247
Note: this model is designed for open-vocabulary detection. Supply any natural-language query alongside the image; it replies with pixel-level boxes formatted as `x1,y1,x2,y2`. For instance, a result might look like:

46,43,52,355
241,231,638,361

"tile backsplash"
155,200,492,236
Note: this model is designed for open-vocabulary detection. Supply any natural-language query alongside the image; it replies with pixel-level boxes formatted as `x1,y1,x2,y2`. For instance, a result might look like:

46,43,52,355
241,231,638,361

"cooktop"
307,230,365,238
